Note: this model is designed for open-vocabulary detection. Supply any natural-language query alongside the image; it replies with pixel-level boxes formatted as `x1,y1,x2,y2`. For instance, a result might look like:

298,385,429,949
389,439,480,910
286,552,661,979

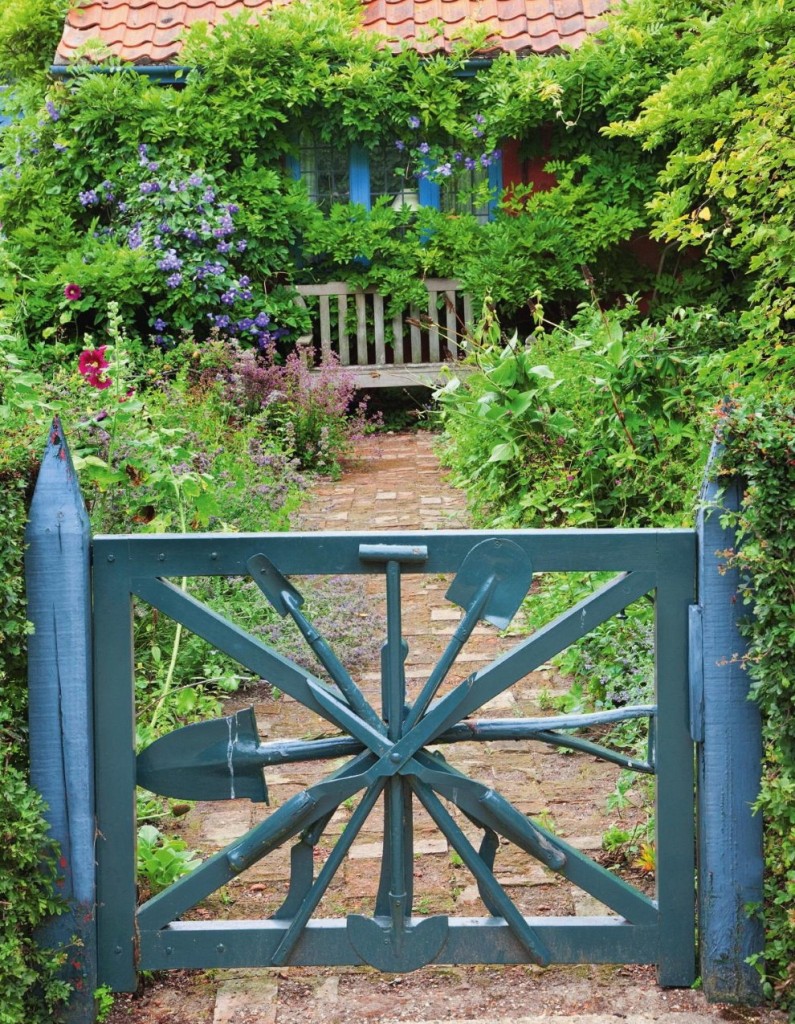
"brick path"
173,433,775,1024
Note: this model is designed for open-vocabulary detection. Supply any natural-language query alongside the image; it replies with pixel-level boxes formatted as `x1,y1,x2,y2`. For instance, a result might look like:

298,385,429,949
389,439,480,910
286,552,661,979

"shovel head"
136,707,269,803
248,553,303,617
446,538,533,629
347,914,449,973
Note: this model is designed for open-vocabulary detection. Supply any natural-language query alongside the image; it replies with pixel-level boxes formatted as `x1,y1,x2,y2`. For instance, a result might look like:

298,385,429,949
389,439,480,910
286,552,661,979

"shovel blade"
446,539,533,629
347,914,449,973
136,707,269,803
248,553,304,617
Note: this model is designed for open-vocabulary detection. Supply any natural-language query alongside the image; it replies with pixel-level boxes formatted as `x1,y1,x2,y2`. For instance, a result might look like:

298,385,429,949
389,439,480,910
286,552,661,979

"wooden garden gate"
92,529,695,989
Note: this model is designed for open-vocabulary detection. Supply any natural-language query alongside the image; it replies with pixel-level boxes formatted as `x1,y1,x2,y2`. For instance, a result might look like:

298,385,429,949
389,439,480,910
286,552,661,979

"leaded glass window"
298,131,350,210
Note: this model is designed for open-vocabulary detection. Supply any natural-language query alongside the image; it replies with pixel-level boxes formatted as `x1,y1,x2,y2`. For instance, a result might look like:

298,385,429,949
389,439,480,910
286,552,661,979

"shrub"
219,343,373,476
0,473,71,1023
436,300,713,529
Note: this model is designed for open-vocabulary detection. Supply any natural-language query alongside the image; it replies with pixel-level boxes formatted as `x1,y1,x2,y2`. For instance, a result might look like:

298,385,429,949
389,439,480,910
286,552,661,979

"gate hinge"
688,603,704,743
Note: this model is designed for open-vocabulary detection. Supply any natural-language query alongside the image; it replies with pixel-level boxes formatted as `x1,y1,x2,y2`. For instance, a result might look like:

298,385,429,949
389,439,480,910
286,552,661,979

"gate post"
25,418,97,1022
695,439,764,1002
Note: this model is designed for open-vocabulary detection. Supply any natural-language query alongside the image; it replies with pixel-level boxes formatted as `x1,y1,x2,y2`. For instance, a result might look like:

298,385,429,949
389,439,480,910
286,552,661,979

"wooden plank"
95,528,696,579
295,282,350,297
445,288,458,359
409,305,421,363
139,918,659,972
463,293,474,329
426,278,460,291
319,295,332,363
392,313,404,364
428,290,440,362
374,293,386,365
355,291,368,366
338,294,350,365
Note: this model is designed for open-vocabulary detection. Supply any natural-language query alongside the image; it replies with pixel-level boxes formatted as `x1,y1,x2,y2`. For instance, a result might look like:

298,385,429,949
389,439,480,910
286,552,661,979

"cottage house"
52,0,611,384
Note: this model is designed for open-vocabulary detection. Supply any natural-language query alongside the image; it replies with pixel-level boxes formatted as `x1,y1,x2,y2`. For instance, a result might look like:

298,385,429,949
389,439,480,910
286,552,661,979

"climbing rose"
78,346,111,390
64,283,82,301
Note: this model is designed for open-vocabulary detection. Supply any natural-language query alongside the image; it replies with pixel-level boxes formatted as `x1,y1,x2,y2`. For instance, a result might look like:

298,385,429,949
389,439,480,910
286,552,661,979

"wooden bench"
294,278,473,388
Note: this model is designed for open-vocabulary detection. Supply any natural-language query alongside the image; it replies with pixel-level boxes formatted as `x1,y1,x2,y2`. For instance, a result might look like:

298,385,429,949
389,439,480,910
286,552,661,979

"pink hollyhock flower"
64,283,82,301
78,346,111,390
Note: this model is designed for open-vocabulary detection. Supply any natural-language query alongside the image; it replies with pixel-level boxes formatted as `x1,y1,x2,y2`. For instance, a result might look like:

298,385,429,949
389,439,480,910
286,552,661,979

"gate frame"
91,528,695,990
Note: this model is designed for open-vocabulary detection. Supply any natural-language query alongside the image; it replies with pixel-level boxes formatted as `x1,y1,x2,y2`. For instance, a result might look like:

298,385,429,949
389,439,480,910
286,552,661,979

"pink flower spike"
64,283,82,301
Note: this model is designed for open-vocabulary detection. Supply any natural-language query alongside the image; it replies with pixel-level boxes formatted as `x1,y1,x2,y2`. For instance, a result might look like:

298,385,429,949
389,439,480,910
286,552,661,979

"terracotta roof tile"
559,14,587,36
553,0,583,16
54,0,611,65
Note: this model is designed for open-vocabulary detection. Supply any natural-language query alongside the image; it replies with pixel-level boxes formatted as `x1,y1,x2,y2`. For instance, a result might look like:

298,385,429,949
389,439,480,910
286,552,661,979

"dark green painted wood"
92,558,138,991
132,577,389,749
92,529,694,577
137,753,375,931
137,705,657,801
696,457,763,1002
412,778,551,965
654,564,697,987
90,528,699,987
138,919,660,971
247,553,382,732
383,572,656,764
271,779,385,965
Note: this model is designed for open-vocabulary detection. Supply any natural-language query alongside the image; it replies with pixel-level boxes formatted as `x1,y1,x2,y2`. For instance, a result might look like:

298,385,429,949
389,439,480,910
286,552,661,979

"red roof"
54,0,610,66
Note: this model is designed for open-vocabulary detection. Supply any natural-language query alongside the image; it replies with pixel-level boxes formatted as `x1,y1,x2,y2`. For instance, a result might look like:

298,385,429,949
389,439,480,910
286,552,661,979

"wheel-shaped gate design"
93,529,696,991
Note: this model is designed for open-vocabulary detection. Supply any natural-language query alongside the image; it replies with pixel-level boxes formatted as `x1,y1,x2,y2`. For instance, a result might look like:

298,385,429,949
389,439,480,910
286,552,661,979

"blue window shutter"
418,175,441,210
487,153,503,221
286,153,301,181
350,144,370,210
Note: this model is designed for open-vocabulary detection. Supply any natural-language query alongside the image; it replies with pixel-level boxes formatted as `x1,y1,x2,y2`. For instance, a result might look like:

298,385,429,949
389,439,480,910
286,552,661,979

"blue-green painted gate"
92,527,696,990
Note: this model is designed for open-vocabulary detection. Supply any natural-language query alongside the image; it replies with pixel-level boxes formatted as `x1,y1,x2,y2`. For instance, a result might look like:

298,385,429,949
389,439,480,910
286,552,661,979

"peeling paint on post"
696,440,764,1003
26,418,97,1022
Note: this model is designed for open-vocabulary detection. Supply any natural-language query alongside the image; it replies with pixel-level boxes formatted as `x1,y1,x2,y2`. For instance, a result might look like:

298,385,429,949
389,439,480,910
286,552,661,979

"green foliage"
136,825,201,895
0,465,70,1022
93,985,114,1023
0,0,66,90
608,1,795,355
436,300,712,529
0,773,71,1023
717,396,795,1006
0,0,729,350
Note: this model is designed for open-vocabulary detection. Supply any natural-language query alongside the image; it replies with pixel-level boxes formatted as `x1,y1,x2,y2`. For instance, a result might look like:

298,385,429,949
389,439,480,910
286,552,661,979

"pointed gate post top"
25,416,89,540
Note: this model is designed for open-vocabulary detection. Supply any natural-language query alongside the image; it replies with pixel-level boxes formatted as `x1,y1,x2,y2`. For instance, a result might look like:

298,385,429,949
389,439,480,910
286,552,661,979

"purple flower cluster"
157,249,183,272
75,146,288,351
396,113,500,190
